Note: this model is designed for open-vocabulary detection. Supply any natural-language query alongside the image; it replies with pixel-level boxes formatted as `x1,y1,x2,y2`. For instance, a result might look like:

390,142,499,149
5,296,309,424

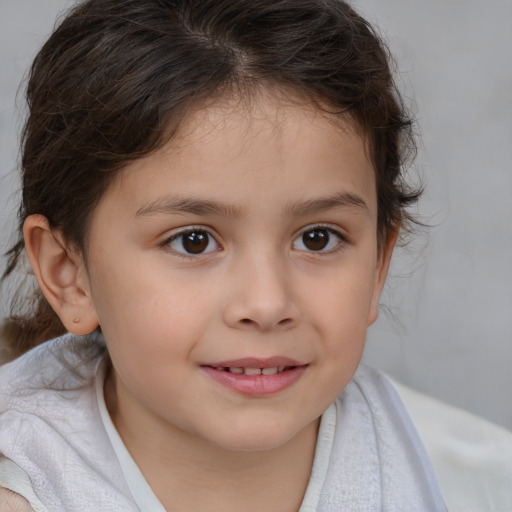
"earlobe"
367,230,399,326
23,214,99,335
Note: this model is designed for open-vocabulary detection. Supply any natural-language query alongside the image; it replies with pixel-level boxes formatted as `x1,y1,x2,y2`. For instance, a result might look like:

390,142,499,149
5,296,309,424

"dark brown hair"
1,0,420,360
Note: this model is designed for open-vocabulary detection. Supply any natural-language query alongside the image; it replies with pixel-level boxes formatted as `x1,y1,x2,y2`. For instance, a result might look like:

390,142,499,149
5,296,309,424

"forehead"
99,93,376,221
173,91,369,159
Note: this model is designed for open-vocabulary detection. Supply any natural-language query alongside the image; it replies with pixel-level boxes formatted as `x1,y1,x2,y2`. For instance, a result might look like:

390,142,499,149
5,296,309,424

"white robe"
1,334,506,511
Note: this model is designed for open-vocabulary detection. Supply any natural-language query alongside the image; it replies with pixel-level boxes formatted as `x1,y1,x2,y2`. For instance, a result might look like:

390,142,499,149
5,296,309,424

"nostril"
230,309,297,330
237,317,294,330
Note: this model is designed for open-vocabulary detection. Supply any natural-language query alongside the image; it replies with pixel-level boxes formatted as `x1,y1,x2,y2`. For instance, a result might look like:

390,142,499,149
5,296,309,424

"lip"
201,357,308,397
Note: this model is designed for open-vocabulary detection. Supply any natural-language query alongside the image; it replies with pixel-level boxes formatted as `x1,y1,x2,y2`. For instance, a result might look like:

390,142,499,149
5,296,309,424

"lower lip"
201,366,307,396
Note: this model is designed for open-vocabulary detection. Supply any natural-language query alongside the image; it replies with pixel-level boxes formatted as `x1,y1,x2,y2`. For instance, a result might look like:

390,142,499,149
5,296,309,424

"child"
0,0,450,510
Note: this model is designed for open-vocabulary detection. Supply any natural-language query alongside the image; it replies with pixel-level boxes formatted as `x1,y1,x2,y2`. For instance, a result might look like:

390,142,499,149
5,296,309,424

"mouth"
207,365,297,376
200,358,308,396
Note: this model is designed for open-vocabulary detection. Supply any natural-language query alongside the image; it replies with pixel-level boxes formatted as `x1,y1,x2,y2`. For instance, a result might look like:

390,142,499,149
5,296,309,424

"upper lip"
202,356,306,369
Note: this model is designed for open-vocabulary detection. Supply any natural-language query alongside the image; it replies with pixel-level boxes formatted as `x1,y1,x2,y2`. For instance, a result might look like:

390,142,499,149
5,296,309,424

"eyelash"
161,224,348,258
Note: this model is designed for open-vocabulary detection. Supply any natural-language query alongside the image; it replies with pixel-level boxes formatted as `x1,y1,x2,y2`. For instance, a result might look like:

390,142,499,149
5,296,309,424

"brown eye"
302,228,330,251
168,229,219,255
292,226,344,253
182,231,209,253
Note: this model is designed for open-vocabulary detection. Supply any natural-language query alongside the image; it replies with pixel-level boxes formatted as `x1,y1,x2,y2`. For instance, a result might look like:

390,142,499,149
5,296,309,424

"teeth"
214,366,292,375
243,368,262,376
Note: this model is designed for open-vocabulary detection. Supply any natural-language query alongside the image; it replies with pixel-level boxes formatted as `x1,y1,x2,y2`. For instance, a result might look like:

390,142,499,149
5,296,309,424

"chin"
206,416,315,454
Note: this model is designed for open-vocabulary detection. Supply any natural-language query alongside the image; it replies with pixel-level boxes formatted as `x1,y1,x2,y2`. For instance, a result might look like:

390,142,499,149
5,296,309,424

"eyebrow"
284,192,369,217
135,192,368,219
135,196,246,219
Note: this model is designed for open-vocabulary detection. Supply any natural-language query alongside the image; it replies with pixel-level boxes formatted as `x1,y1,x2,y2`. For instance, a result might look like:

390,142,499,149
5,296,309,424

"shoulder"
389,376,512,512
323,366,447,510
0,336,136,511
0,488,34,512
0,333,106,483
1,333,105,412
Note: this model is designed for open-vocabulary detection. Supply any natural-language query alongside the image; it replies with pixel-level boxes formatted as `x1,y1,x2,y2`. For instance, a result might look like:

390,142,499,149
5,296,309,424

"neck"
105,369,320,512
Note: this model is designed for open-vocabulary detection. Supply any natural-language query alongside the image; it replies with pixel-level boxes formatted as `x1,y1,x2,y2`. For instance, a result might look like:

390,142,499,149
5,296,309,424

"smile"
201,358,308,396
213,366,292,375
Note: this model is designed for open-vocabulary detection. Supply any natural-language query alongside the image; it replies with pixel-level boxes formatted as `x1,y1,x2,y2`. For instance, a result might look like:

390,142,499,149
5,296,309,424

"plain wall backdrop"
1,0,511,429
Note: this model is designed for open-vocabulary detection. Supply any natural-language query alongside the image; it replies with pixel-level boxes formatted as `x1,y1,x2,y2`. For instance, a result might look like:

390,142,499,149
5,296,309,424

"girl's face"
83,96,393,452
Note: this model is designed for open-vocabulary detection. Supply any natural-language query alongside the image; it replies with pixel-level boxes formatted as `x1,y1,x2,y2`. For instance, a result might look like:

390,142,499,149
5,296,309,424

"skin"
0,488,34,512
24,95,396,511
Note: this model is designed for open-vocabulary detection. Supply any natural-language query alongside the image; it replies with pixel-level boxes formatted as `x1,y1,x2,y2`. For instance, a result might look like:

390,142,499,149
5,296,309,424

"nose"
223,252,299,332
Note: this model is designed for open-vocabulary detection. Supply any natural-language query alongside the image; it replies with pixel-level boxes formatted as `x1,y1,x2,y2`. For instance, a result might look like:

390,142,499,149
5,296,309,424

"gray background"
1,0,511,429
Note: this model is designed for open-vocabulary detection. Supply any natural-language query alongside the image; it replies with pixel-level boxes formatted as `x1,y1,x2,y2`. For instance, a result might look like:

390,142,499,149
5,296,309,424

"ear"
367,229,399,326
23,214,99,335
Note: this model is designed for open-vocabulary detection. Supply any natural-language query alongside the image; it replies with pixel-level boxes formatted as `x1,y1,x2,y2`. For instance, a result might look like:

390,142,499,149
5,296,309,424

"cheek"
299,261,376,364
98,290,203,404
93,264,219,364
301,263,376,324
